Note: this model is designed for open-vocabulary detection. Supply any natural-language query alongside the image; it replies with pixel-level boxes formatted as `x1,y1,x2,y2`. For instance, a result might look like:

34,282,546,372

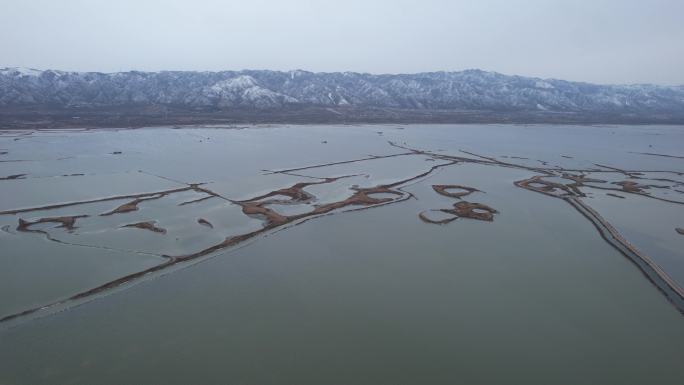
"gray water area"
0,213,163,318
1,124,684,384
386,124,684,172
0,171,184,212
581,189,684,285
1,165,683,384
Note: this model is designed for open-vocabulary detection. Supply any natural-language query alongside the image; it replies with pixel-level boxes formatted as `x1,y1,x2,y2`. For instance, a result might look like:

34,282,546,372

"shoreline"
2,121,684,133
3,105,684,130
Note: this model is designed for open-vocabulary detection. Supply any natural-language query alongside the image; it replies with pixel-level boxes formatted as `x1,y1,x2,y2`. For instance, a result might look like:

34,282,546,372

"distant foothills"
1,67,683,128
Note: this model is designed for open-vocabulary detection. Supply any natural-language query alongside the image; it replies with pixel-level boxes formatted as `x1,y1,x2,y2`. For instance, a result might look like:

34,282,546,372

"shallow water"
1,124,683,384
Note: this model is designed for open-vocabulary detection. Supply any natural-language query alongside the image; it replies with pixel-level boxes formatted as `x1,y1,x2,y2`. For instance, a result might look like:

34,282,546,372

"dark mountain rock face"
1,68,683,126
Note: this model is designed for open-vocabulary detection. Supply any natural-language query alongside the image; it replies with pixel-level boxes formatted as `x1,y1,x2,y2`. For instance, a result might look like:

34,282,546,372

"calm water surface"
1,124,683,384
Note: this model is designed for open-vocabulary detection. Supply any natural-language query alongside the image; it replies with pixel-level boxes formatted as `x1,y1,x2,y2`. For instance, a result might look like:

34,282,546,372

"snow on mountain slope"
1,67,683,114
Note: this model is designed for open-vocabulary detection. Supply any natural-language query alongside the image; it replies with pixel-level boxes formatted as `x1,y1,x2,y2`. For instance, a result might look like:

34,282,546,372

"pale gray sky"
1,0,683,85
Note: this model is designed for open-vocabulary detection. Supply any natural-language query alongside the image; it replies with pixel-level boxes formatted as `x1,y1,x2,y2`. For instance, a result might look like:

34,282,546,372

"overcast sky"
1,0,683,85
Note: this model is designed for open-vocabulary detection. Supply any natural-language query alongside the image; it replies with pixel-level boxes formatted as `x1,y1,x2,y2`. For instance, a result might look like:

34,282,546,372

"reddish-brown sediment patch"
308,186,402,214
121,221,166,234
421,183,495,224
515,174,672,202
178,195,215,206
0,186,199,216
17,180,416,323
5,142,683,323
100,195,164,216
514,175,583,198
242,181,316,203
432,184,479,199
231,174,408,228
582,179,682,204
240,202,290,226
614,180,648,193
447,201,498,221
676,228,684,235
515,170,684,313
1,161,463,324
395,142,684,312
542,171,684,205
236,176,357,205
198,218,213,228
17,215,89,234
236,181,403,228
184,185,407,262
561,173,606,184
419,201,498,224
418,210,457,225
4,140,684,323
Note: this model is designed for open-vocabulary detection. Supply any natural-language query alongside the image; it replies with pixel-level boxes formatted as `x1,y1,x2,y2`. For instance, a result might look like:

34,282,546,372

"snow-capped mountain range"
1,67,684,115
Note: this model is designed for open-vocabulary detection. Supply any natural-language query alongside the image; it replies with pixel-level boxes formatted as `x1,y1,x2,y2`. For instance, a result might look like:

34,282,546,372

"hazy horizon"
1,0,683,85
